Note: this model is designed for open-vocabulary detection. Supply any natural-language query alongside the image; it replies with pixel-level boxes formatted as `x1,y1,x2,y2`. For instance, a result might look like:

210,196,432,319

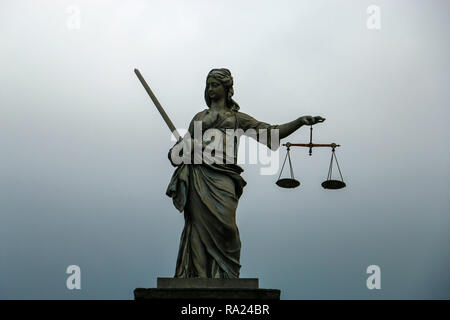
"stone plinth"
157,277,259,289
134,278,280,300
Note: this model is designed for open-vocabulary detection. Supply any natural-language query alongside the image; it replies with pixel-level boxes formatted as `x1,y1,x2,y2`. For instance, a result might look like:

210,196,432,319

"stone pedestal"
134,278,280,300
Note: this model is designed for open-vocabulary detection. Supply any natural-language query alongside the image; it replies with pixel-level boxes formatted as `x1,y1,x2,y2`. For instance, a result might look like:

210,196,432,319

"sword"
134,68,182,142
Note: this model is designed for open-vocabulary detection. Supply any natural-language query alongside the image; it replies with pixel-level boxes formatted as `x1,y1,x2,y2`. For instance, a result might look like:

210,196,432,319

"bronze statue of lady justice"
135,68,325,279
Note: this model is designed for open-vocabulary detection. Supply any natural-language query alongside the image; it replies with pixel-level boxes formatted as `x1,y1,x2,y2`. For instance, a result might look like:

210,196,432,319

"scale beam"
283,142,340,156
283,143,340,148
282,126,340,155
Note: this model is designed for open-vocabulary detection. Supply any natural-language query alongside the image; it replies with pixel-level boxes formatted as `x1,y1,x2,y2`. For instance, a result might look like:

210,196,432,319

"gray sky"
0,0,449,299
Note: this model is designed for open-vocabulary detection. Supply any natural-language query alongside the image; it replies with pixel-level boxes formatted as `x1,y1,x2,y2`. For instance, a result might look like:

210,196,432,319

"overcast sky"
0,0,449,299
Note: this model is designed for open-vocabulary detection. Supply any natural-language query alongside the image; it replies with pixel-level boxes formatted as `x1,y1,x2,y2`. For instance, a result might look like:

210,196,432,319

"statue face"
206,77,225,101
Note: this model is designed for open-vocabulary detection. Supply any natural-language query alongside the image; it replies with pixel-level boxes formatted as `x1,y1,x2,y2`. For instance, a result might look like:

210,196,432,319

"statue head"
204,68,240,111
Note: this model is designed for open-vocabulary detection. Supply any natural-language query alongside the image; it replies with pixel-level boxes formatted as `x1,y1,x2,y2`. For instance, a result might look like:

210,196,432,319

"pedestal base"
134,278,280,300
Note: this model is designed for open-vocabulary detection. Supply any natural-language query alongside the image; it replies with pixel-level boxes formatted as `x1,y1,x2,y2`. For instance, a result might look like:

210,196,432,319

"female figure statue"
166,68,324,278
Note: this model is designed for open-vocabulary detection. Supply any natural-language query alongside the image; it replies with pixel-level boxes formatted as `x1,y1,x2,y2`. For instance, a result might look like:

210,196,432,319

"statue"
165,68,325,279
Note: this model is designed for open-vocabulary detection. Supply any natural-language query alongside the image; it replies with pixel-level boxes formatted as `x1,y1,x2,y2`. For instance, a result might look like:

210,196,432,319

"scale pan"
276,178,300,189
321,180,346,190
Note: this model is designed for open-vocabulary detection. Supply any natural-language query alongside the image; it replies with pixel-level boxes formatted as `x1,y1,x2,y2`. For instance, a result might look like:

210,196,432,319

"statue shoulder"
187,109,209,128
191,109,208,121
235,111,256,125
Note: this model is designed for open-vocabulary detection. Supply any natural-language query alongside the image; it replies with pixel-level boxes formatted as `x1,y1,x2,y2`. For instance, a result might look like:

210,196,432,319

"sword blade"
134,68,182,142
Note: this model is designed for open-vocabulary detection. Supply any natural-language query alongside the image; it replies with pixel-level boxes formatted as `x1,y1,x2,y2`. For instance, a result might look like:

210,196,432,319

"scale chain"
278,148,290,181
288,148,295,179
333,151,344,181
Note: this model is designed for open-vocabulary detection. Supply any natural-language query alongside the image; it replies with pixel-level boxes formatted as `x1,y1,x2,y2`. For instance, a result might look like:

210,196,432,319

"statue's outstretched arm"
277,116,325,139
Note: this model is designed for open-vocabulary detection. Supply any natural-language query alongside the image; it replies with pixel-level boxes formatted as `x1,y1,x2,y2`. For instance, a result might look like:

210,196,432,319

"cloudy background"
0,0,448,299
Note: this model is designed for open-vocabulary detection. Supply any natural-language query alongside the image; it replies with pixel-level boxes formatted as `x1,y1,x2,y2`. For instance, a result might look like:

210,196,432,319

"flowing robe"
166,109,279,278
